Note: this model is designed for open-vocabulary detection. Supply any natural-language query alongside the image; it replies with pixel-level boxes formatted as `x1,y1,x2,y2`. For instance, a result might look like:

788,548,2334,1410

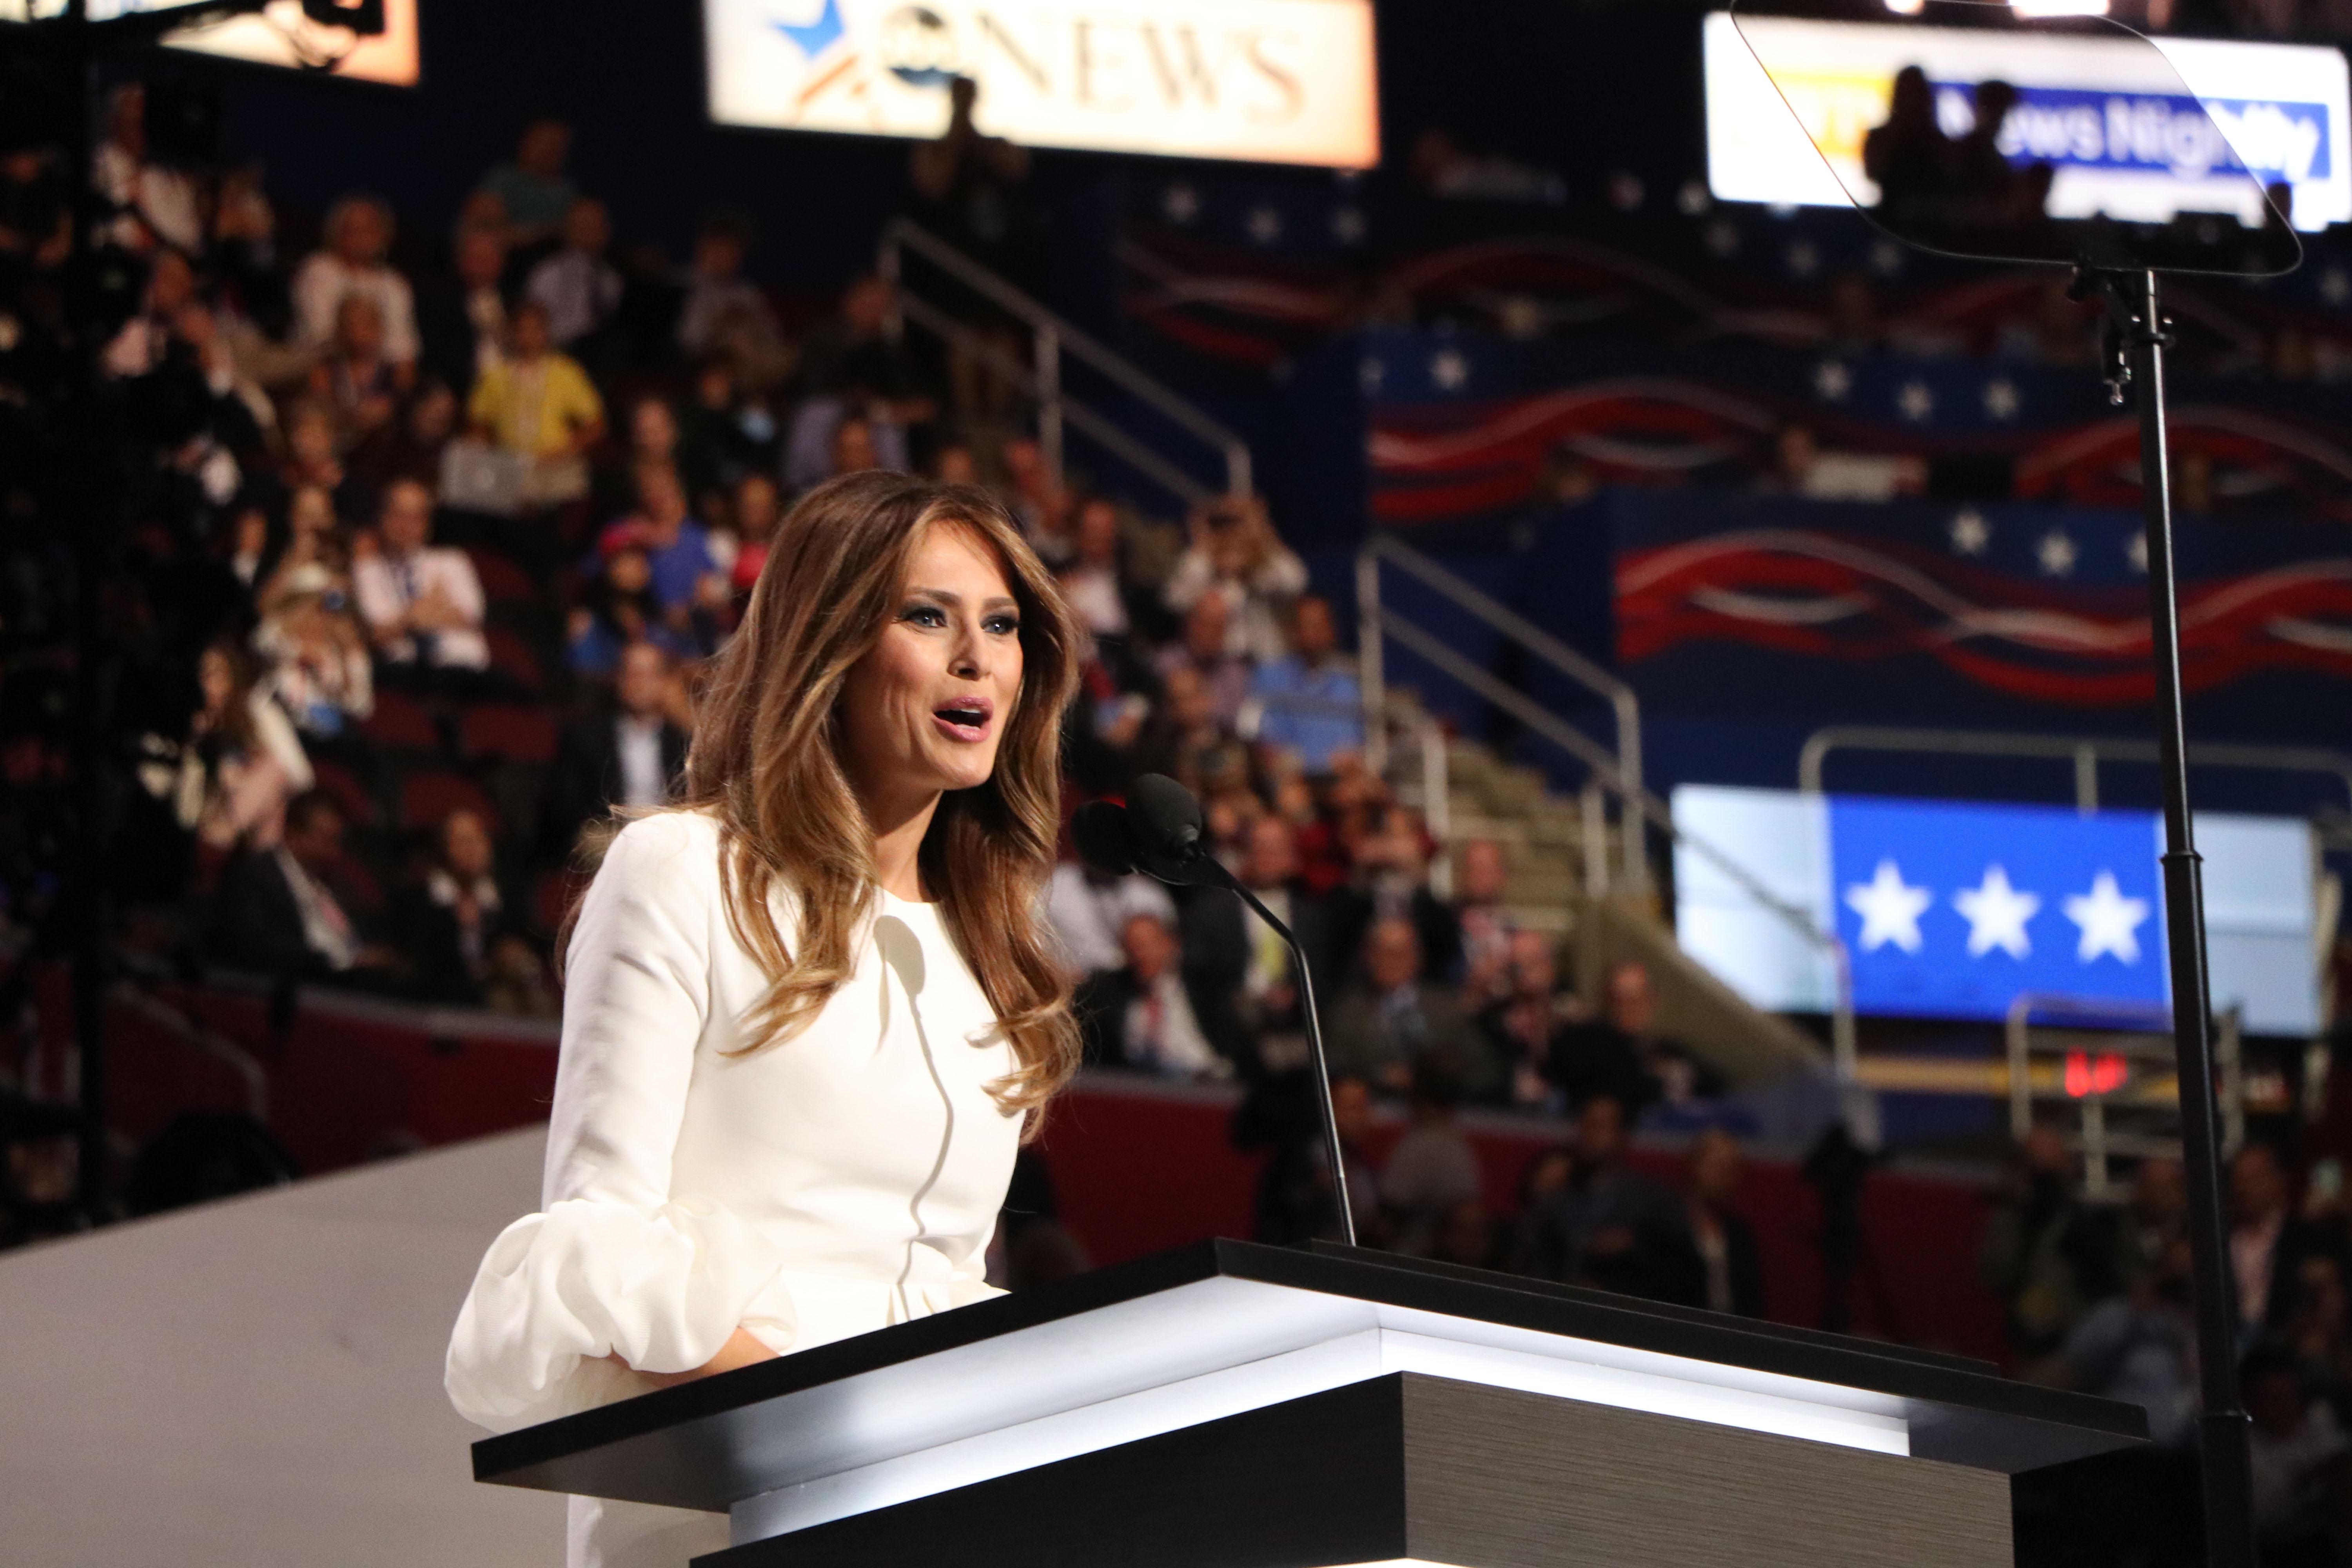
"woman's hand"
606,1326,778,1390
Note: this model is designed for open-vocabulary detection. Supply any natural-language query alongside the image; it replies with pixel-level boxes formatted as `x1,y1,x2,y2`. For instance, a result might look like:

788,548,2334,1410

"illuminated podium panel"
472,1241,2144,1568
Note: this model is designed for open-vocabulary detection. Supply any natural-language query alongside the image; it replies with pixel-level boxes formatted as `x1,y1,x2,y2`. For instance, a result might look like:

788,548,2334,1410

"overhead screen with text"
704,0,1379,167
1704,10,2350,232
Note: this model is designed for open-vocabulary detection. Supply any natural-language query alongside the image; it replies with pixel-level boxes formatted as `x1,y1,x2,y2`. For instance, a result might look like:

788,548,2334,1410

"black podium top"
474,1238,2145,1515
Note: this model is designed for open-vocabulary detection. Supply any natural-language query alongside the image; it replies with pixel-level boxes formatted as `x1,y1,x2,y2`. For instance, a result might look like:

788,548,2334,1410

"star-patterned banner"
1671,784,2319,1032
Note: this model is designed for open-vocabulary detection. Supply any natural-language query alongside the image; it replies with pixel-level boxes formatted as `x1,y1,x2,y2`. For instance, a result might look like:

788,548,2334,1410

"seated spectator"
151,639,314,856
1379,1052,1485,1258
352,478,490,680
1155,593,1251,732
1980,1125,2125,1360
477,117,576,250
525,197,622,352
1475,929,1578,1112
1057,494,1162,652
211,789,397,984
1045,853,1178,981
256,485,347,616
1495,1144,1577,1276
1178,814,1350,1075
550,640,691,849
466,300,603,508
728,471,779,596
1324,917,1479,1094
280,400,351,512
291,194,419,366
399,807,514,1005
568,545,697,678
677,210,786,383
1075,911,1234,1080
251,564,374,742
599,464,724,633
1669,1128,1764,1317
827,412,899,480
995,433,1065,558
675,357,775,508
2234,1142,2333,1333
1248,594,1363,777
417,223,509,397
1452,838,1519,1010
1164,495,1307,665
101,245,200,379
94,82,202,255
785,274,931,490
1345,804,1465,985
1236,1068,1382,1248
1552,959,1675,1116
481,933,559,1019
2243,1342,2348,1566
1534,1094,1690,1299
308,294,411,450
2039,1236,2201,1450
347,377,459,515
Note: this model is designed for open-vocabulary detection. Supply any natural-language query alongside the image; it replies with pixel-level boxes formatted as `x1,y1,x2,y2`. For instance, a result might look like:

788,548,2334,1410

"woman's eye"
902,605,947,628
985,614,1021,636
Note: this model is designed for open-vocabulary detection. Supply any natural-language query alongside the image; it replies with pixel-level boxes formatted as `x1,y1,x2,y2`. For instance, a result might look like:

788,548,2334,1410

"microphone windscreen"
1070,800,1139,877
1128,773,1203,857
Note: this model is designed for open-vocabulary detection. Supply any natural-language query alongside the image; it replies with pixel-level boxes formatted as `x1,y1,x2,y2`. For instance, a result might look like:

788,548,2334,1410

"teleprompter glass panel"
1724,0,2313,276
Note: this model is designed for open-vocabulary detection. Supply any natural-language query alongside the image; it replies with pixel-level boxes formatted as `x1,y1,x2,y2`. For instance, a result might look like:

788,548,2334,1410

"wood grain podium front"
472,1241,2145,1568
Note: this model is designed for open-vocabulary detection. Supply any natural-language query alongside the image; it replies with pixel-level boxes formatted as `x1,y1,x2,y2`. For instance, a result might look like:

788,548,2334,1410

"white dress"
445,810,1023,1568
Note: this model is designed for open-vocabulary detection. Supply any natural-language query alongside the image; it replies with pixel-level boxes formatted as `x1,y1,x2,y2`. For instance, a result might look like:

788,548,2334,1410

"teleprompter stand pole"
2073,263,2253,1568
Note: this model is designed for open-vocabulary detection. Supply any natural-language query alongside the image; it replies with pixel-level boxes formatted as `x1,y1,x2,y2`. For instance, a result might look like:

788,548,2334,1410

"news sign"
1671,786,2321,1034
704,0,1379,168
1703,11,2351,231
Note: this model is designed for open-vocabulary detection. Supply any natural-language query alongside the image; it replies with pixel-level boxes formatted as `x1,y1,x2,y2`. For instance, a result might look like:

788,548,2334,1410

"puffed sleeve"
445,813,792,1433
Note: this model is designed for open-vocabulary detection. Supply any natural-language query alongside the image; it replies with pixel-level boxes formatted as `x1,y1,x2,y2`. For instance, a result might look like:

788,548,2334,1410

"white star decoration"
2037,530,2078,578
1949,508,1990,555
1897,381,1935,421
1955,866,2040,958
1983,379,2020,421
1846,860,1933,953
1162,184,1200,223
1430,349,1468,391
2064,872,2151,965
2125,531,2149,573
1814,360,1853,402
1245,206,1284,244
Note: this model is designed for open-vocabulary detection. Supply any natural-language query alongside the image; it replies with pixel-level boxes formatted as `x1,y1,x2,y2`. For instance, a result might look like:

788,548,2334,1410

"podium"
472,1240,2145,1567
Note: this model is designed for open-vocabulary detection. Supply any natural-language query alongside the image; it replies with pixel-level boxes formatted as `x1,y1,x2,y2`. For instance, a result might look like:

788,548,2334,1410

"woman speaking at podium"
445,471,1081,1566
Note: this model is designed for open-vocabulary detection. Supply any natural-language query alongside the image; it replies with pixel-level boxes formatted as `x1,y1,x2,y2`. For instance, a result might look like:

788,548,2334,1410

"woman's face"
837,523,1026,816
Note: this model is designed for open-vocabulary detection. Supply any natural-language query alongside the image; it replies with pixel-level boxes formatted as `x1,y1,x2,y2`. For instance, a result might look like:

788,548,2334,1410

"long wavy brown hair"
673,470,1082,1122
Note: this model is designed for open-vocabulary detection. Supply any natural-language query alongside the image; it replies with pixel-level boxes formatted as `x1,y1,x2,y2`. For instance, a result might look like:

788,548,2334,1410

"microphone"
1070,777,1357,1248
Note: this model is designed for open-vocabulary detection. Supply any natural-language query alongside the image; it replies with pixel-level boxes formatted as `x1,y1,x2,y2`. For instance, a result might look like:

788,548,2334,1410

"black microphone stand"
2070,263,2253,1568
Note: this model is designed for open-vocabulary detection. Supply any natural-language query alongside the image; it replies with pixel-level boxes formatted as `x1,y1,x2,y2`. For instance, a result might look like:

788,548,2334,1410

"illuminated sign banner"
0,0,422,84
1672,786,2319,1033
704,0,1379,168
1703,11,2352,231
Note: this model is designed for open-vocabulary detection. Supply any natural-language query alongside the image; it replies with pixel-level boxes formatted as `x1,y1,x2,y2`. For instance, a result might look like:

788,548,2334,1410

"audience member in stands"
2234,1142,2331,1333
910,74,1034,287
309,294,409,450
1534,1093,1689,1299
1672,1128,1764,1317
1980,1125,2128,1360
1379,1052,1485,1257
401,807,513,1006
1056,494,1160,659
93,82,201,255
1164,494,1307,665
1325,916,1477,1094
1156,592,1252,733
1045,849,1178,980
1239,1069,1382,1247
466,299,604,509
1452,838,1518,1009
786,273,933,489
677,210,785,381
211,789,395,984
292,194,419,366
251,563,374,742
1075,911,1234,1079
417,222,510,396
1345,803,1465,985
1178,814,1346,1075
600,464,724,638
2040,1235,2201,1450
348,377,459,512
1249,595,1363,776
352,478,490,683
567,545,696,677
526,197,622,354
477,117,576,250
157,639,314,855
256,485,346,613
2241,1341,2348,1566
1475,929,1579,1112
728,471,779,597
279,400,350,512
549,640,690,848
1552,960,1674,1116
2116,1154,2190,1291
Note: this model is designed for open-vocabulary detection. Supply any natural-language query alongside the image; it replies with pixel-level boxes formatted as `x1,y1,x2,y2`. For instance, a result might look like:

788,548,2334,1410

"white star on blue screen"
1955,865,2040,959
2064,872,2151,964
1846,860,1932,953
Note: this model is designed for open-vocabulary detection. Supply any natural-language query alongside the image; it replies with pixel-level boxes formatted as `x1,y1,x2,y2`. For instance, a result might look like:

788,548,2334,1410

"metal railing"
1352,534,1857,1077
1799,724,2352,814
878,219,1252,509
2005,993,2242,1200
